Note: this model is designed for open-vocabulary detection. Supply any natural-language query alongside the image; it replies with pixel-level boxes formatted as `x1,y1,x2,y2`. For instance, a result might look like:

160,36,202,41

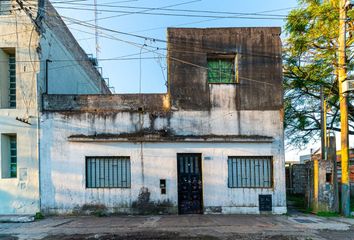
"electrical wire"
49,2,289,18
45,5,288,20
7,1,293,89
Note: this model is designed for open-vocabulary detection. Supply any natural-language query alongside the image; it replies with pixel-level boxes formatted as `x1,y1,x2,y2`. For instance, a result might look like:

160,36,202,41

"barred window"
228,156,272,188
86,157,131,188
8,54,16,108
1,134,17,179
0,48,16,109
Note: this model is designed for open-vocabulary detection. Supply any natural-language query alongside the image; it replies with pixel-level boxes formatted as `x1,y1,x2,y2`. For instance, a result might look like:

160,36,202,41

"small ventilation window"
207,55,238,84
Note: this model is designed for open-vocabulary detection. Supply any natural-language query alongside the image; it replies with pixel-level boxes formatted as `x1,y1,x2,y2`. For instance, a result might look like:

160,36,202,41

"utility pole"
338,0,350,217
321,86,327,161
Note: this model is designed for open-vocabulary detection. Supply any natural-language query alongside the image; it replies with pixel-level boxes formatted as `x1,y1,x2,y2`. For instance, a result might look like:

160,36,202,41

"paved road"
0,214,354,240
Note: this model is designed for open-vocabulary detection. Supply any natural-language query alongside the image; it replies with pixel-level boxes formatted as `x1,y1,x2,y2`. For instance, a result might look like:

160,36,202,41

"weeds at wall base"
34,212,45,220
316,211,340,217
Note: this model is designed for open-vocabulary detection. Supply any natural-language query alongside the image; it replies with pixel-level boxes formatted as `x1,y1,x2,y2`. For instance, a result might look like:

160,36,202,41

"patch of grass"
287,194,306,209
80,204,108,217
34,212,44,220
303,207,313,214
316,211,340,217
351,198,354,212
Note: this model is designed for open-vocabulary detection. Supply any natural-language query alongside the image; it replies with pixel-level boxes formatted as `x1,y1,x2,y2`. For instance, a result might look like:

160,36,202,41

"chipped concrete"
0,215,34,223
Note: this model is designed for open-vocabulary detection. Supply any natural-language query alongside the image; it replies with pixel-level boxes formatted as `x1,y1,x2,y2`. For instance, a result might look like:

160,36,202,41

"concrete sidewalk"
0,213,353,240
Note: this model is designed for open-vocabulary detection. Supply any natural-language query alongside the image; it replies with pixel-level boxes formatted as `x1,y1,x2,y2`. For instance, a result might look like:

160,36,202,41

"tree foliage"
284,0,354,148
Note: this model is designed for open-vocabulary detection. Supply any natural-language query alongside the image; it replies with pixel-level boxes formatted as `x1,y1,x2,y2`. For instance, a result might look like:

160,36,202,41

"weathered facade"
40,27,286,214
0,0,109,214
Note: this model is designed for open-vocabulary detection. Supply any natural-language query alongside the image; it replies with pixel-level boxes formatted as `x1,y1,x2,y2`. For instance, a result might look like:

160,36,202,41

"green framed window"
0,48,16,109
9,136,17,178
207,58,236,83
8,55,16,108
1,134,17,179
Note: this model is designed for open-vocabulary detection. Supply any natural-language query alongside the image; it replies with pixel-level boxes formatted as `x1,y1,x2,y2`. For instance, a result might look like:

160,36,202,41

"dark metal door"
177,153,203,214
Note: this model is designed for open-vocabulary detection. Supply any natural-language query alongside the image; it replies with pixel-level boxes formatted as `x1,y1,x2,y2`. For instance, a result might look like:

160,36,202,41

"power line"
61,15,285,60
50,2,289,17
46,5,288,19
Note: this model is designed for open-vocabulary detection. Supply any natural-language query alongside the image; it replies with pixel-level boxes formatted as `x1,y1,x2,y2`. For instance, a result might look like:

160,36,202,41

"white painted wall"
0,6,108,214
0,12,41,214
40,110,286,214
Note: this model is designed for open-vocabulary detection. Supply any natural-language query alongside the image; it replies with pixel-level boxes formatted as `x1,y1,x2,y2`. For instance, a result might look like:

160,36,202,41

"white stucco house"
0,1,286,216
40,28,287,215
0,0,109,215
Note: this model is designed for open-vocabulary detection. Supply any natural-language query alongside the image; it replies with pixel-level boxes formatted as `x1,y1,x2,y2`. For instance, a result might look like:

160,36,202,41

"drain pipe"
45,59,52,94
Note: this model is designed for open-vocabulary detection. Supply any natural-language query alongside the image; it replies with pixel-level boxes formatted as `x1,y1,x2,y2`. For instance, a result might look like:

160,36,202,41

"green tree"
284,0,354,148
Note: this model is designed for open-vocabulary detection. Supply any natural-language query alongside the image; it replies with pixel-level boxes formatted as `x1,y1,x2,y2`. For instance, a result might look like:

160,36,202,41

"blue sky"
55,0,298,93
54,0,352,161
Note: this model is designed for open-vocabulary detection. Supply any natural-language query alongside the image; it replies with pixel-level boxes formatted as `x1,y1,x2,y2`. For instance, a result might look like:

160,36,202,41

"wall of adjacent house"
0,12,41,214
37,0,110,95
38,28,101,94
0,1,109,214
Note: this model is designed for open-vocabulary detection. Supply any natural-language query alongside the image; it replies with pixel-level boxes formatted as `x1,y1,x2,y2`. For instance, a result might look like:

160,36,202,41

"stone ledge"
0,215,34,223
68,133,274,143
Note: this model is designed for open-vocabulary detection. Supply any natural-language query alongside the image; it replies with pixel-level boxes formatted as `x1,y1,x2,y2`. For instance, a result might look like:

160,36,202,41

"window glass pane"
208,59,235,83
8,55,16,108
9,136,17,178
86,157,131,188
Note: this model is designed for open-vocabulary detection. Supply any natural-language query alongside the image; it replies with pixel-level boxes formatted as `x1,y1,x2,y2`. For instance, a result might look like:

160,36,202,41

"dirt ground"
0,214,353,240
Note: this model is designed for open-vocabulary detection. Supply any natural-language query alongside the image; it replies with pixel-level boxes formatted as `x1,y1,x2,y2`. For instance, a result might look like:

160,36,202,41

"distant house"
40,27,286,214
0,0,109,215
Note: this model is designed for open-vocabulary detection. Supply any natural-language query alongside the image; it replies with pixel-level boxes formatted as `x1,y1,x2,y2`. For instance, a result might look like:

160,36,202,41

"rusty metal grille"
86,157,131,188
228,156,273,188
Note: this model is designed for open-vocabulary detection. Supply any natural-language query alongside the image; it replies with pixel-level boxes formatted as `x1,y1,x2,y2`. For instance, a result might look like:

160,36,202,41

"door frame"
176,153,204,214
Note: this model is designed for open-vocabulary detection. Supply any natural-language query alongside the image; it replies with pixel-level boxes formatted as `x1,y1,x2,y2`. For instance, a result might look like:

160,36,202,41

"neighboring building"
300,154,311,164
0,0,109,214
286,163,308,195
40,27,286,214
294,145,353,212
336,149,354,196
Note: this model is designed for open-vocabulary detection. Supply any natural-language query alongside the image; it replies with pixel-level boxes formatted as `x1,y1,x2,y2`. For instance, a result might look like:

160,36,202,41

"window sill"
0,177,17,181
208,82,238,84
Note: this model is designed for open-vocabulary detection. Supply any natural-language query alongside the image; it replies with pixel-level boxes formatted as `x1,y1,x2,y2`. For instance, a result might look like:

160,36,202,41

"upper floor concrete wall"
168,27,283,111
42,27,284,140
